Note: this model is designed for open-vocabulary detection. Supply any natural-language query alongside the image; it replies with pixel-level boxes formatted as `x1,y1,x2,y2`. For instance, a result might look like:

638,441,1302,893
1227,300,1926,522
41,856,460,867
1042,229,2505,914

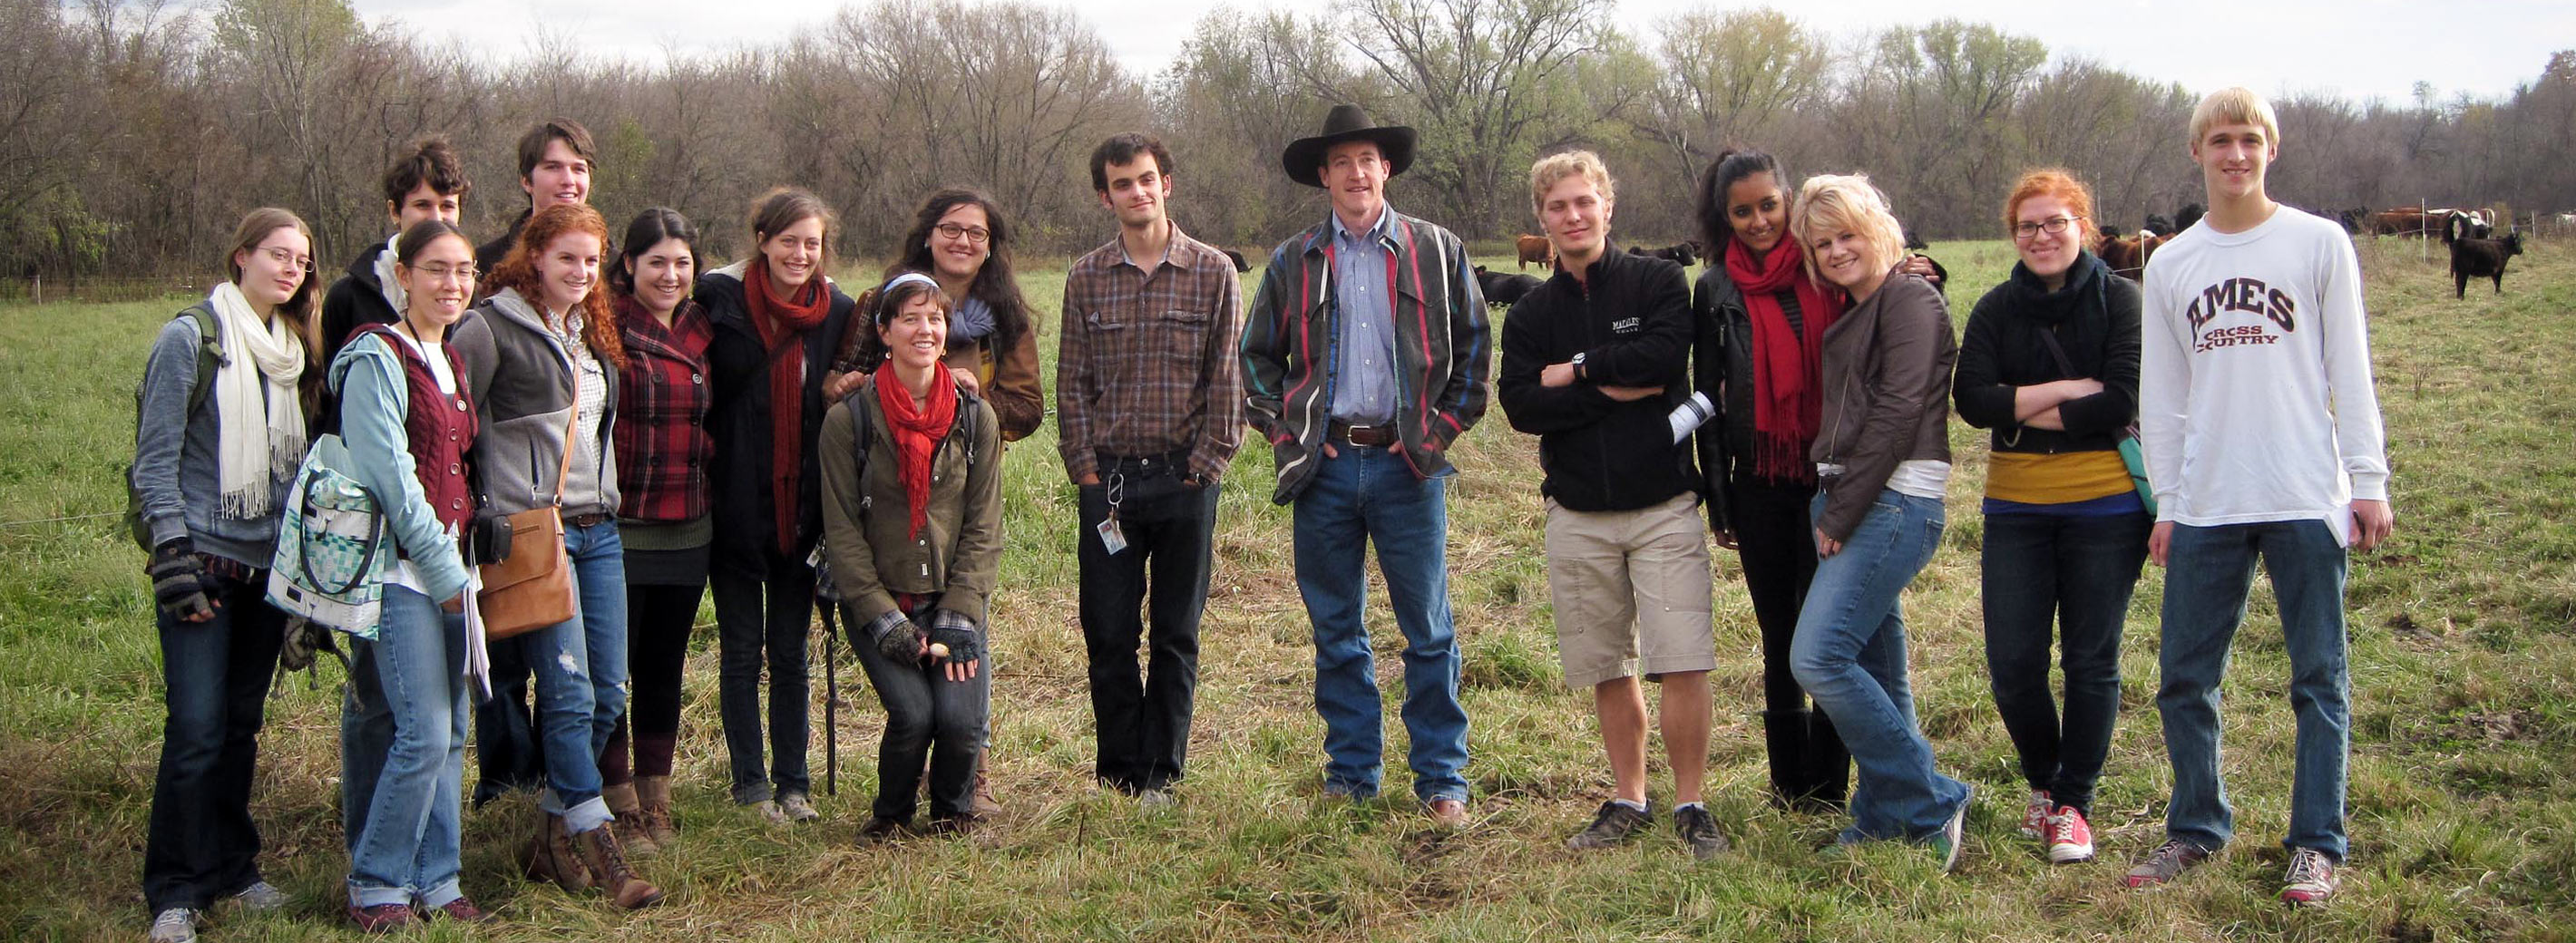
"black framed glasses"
2013,217,2082,240
934,222,991,244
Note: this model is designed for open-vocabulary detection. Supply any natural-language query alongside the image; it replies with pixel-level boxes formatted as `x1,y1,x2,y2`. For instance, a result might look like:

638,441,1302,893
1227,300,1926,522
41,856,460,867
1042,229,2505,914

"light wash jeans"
344,585,470,909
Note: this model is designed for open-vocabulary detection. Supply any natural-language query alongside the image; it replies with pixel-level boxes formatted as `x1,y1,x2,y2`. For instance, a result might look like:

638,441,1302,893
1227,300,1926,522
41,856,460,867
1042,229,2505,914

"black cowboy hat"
1282,103,1417,189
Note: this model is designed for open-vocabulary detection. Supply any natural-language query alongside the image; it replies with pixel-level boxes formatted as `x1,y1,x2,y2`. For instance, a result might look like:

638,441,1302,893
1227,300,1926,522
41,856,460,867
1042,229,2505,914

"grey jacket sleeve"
133,318,206,549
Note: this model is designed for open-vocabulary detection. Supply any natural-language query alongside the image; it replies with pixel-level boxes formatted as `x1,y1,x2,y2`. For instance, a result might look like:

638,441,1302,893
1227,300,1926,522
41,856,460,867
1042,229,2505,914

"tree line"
9,0,2573,286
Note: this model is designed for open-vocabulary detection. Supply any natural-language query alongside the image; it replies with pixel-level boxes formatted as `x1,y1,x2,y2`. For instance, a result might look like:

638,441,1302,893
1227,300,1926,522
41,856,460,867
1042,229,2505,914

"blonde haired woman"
1785,174,1972,869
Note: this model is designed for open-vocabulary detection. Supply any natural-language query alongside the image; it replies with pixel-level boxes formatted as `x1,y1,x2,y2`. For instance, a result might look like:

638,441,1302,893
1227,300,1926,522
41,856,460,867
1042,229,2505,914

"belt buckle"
1343,423,1378,443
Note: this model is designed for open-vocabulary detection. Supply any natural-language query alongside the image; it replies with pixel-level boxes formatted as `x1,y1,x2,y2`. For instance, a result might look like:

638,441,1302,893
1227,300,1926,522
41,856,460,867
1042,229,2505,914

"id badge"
1095,516,1128,555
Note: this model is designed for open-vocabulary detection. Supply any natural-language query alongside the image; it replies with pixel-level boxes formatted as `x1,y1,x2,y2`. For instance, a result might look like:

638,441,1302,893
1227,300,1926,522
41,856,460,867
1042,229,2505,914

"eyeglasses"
2012,216,2083,240
413,263,478,283
256,245,316,273
934,222,991,245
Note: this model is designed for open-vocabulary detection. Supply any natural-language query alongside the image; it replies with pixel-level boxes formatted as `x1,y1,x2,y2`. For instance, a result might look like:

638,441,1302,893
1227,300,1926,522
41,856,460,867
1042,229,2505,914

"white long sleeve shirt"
2139,206,2389,546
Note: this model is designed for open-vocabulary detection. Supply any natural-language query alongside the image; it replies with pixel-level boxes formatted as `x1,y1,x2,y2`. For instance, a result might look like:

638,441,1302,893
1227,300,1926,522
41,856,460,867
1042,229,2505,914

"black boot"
1761,709,1811,810
1798,708,1851,813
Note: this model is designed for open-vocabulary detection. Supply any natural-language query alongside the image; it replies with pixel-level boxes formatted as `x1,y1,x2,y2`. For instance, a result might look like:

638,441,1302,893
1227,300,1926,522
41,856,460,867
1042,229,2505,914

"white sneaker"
777,792,821,822
148,908,200,943
229,880,289,911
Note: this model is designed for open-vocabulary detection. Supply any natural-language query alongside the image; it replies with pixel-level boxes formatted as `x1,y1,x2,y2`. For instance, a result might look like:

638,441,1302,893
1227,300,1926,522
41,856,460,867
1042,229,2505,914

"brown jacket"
817,375,1005,627
1811,269,1956,540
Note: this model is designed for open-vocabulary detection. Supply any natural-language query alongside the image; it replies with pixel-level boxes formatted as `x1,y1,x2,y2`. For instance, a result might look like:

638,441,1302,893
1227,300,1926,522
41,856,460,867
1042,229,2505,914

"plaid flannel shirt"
1055,223,1246,483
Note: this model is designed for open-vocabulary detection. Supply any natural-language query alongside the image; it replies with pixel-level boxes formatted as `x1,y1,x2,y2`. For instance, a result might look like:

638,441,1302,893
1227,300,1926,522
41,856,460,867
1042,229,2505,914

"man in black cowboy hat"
1242,103,1490,829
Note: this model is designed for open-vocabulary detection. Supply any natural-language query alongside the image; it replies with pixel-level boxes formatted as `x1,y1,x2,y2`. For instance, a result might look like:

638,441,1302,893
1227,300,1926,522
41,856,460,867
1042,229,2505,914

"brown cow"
1516,234,1552,270
2100,232,2167,280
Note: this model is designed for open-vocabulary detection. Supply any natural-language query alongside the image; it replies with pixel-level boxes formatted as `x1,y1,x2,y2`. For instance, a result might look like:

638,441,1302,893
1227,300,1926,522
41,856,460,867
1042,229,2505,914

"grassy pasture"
3,234,2573,941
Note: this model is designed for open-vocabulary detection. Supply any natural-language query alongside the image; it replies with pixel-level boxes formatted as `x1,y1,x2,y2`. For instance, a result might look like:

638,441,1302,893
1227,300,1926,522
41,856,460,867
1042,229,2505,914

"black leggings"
601,580,705,783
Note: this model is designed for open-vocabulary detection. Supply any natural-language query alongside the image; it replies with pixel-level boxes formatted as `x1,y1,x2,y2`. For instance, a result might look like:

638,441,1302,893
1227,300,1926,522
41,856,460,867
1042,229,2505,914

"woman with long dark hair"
454,202,662,909
1689,151,1851,812
820,273,1004,841
699,187,855,824
827,187,1041,443
332,219,488,929
1955,170,2148,866
598,208,713,851
133,207,319,943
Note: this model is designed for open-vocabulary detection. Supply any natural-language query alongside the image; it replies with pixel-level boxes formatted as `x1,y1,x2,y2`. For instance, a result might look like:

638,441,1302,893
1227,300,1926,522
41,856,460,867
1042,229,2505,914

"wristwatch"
1571,351,1587,382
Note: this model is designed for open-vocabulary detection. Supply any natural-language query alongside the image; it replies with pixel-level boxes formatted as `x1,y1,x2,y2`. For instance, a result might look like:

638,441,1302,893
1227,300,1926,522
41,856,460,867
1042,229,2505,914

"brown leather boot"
633,775,678,848
522,812,592,891
969,754,1002,817
601,782,657,855
573,823,666,909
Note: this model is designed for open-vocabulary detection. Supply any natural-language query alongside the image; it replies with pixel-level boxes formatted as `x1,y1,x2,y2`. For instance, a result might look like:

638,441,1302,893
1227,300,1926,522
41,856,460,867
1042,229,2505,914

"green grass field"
5,235,2573,941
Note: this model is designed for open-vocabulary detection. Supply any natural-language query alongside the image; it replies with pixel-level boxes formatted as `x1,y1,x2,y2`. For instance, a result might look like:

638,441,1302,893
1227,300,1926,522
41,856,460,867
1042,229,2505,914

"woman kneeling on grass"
333,220,490,929
133,208,320,943
1953,170,2149,866
818,273,1003,843
1786,174,1974,869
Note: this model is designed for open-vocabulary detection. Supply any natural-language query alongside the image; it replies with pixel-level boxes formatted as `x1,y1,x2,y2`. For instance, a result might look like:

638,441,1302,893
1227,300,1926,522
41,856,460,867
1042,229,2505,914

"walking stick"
818,595,839,797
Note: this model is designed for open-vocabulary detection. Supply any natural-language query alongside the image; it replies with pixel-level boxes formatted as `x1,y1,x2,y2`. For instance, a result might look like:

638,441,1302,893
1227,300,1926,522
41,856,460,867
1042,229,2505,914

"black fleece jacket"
1497,245,1699,512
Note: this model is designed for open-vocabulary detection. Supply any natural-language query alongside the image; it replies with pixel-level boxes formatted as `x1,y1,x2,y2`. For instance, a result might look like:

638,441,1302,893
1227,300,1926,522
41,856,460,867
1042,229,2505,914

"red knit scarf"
874,367,958,540
1724,238,1846,481
743,258,831,555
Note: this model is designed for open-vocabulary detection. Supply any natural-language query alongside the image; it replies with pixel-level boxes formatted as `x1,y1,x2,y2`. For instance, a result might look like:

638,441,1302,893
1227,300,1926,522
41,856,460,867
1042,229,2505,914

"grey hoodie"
450,287,620,518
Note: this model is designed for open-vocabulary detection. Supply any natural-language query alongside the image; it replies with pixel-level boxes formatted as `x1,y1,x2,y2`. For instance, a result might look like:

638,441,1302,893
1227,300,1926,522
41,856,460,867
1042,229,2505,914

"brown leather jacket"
1811,269,1956,540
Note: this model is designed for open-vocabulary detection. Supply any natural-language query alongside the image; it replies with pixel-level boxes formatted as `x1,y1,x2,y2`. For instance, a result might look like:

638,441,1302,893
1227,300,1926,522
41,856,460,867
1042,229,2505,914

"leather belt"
1330,421,1394,448
564,511,615,529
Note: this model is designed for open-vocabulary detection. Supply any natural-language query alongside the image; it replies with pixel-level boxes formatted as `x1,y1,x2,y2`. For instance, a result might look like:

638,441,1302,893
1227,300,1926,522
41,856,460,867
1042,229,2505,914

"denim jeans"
711,552,815,803
342,637,390,857
1791,489,1969,841
345,585,470,909
2156,519,2350,860
1292,445,1469,802
1077,458,1219,792
565,521,629,765
142,566,287,913
1981,510,2151,816
495,534,611,832
849,600,991,822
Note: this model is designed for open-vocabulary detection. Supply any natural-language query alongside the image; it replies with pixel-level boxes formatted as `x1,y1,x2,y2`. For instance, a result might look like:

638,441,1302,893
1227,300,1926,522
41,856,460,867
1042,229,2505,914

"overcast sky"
346,0,2570,105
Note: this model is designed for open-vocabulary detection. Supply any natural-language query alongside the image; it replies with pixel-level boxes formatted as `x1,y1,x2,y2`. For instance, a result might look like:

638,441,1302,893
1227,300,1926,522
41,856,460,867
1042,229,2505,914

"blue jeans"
345,586,470,909
2156,519,2349,860
850,600,992,822
142,565,286,913
499,524,618,832
1292,445,1469,802
1980,510,2151,816
1791,489,1969,841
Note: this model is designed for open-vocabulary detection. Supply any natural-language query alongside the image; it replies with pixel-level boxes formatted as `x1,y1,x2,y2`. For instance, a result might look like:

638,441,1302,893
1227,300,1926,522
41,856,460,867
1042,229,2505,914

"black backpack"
122,303,225,552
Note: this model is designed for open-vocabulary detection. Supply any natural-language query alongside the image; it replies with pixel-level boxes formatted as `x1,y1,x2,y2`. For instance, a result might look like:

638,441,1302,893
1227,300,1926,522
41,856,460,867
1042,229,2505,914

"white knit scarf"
206,281,308,519
371,234,407,316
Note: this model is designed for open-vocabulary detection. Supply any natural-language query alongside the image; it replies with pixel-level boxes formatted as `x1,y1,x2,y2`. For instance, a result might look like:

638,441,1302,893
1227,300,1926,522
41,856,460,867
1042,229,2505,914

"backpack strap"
180,302,224,418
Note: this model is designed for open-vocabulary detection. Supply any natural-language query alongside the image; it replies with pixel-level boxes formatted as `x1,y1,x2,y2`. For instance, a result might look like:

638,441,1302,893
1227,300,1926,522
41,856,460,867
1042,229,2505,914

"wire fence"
0,277,205,306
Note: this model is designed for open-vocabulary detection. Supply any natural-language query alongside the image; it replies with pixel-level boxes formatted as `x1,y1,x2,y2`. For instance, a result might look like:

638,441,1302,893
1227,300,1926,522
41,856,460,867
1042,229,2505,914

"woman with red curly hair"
452,202,662,909
1952,169,2147,867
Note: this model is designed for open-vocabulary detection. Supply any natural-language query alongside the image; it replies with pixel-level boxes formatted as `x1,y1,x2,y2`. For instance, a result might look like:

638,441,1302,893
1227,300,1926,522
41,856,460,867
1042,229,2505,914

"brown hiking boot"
602,782,657,855
522,812,592,891
633,775,678,848
970,761,1002,817
573,823,666,909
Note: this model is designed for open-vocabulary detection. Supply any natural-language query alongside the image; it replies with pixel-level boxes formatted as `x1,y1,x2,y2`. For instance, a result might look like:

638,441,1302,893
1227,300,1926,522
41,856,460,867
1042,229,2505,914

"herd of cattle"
1225,201,2543,307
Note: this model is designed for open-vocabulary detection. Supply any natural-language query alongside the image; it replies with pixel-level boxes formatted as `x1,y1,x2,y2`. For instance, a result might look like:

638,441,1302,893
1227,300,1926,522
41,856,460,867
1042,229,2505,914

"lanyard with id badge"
1095,472,1129,555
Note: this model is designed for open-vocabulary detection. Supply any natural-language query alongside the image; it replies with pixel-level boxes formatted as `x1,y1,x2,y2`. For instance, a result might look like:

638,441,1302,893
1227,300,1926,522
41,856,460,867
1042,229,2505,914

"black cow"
1902,227,1928,250
1222,248,1251,273
1624,242,1698,266
2173,203,2205,232
2143,214,2175,236
2451,232,2523,298
1472,265,1542,308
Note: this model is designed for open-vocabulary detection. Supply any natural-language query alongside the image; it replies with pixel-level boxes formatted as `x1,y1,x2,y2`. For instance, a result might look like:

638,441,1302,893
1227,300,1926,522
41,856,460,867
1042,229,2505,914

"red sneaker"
2280,848,2340,906
346,903,415,933
2018,790,2052,839
2044,806,2095,864
433,897,494,922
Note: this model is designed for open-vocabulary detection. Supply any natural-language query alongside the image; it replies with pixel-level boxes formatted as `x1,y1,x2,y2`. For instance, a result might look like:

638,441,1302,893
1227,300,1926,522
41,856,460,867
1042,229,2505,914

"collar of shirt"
1332,204,1395,249
1117,220,1177,272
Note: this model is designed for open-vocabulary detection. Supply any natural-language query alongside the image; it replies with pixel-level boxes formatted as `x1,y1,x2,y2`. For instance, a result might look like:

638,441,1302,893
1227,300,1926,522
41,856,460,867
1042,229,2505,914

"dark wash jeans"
1076,456,1219,792
850,598,991,822
711,551,815,803
144,568,287,913
1979,510,2151,817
